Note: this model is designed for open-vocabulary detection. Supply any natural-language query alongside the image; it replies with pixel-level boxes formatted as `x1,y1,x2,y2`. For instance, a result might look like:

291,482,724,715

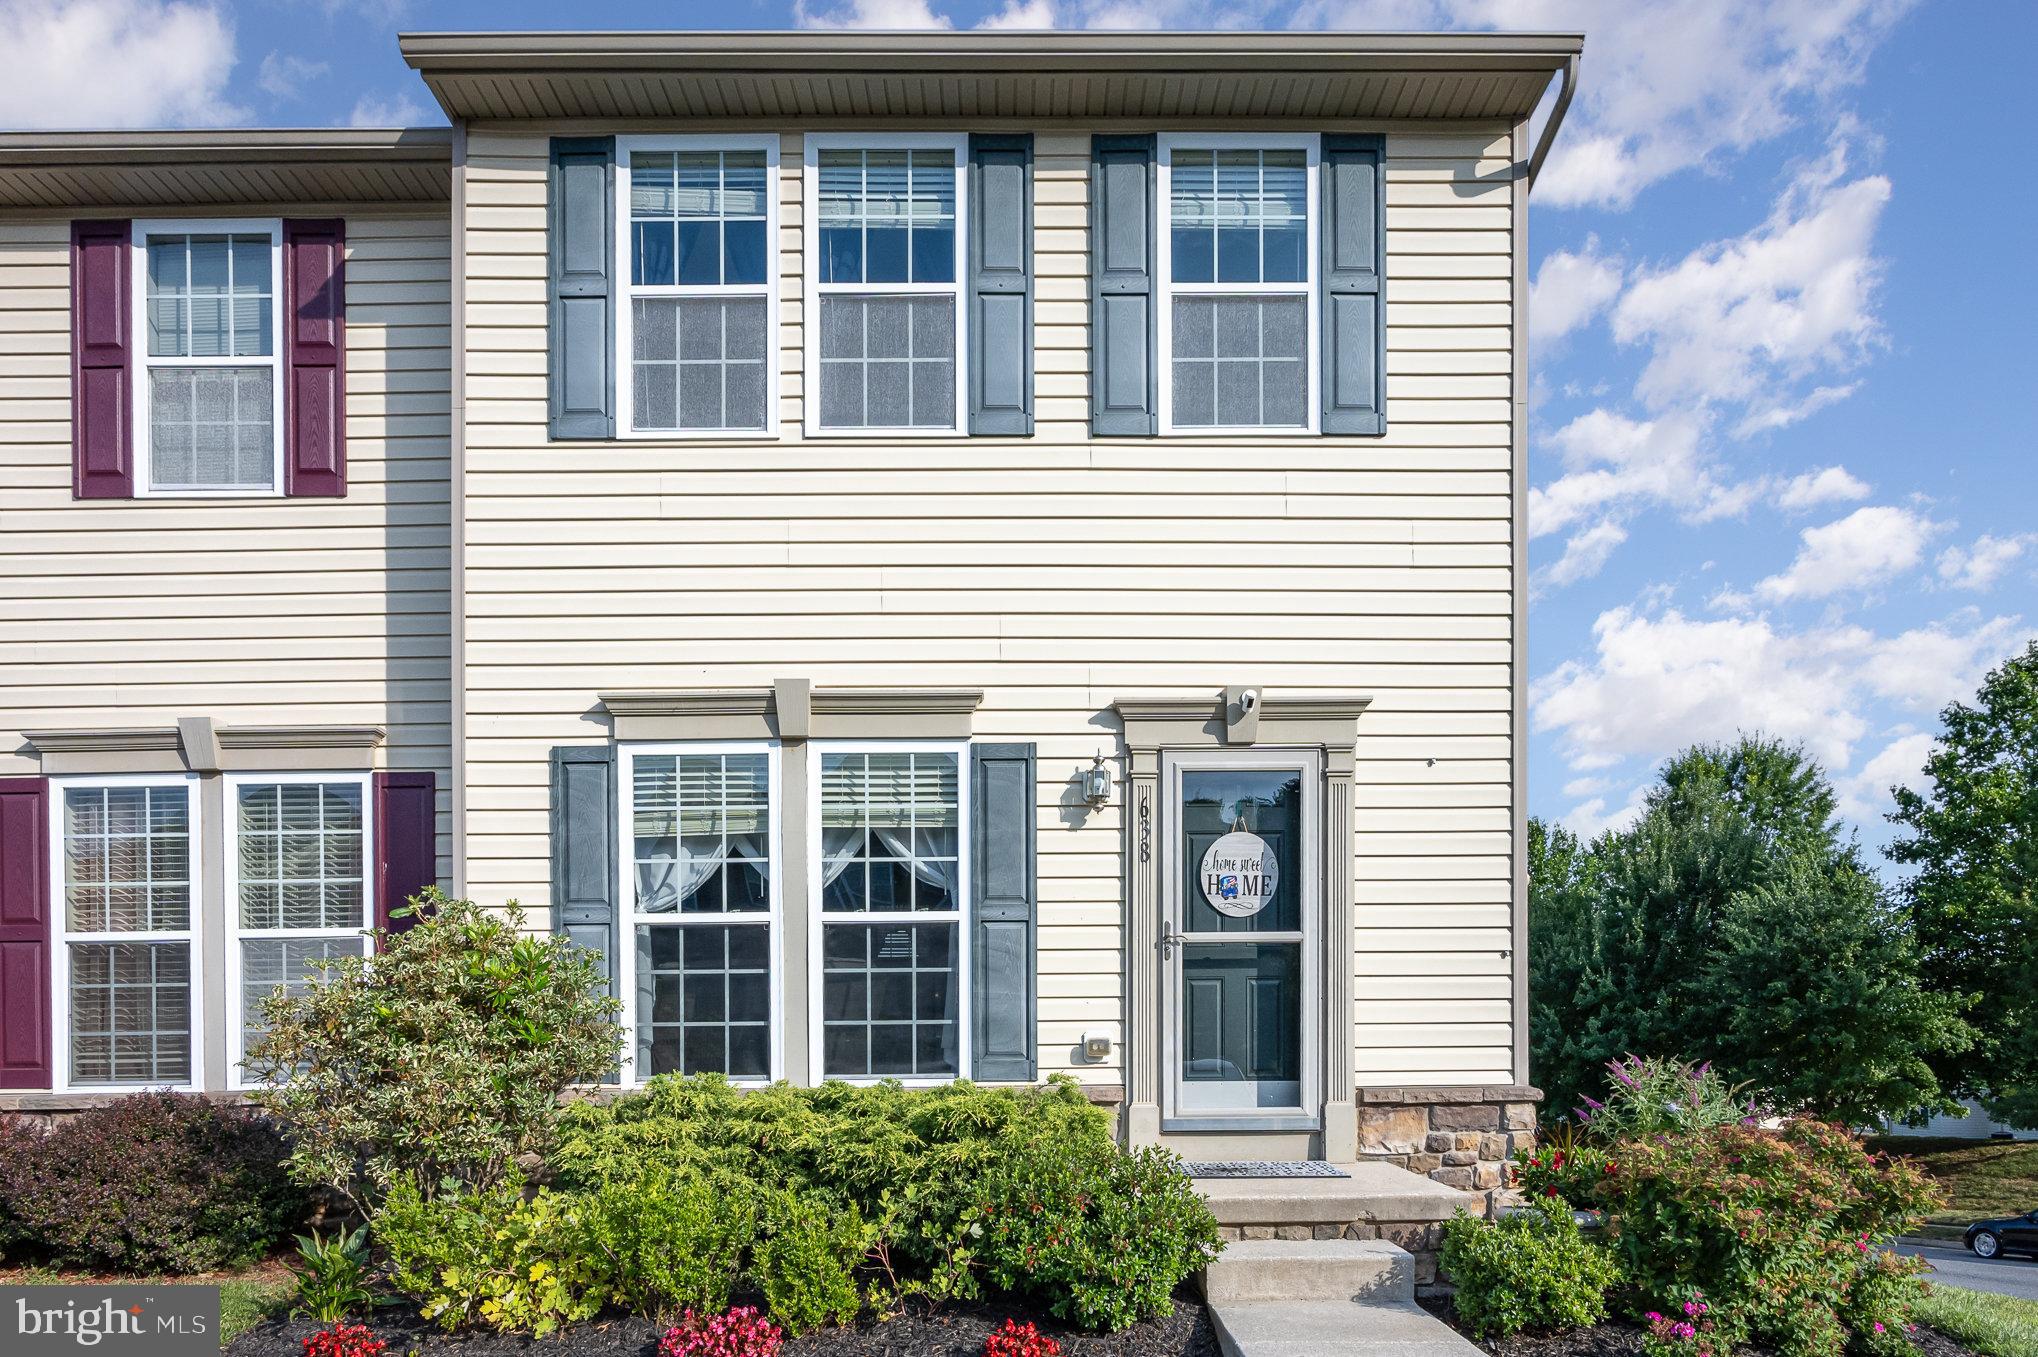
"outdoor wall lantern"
1081,752,1113,807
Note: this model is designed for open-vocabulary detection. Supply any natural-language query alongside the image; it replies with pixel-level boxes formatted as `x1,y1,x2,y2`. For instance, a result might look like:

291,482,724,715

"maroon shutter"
283,218,347,497
0,778,52,1090
71,220,133,499
373,771,436,939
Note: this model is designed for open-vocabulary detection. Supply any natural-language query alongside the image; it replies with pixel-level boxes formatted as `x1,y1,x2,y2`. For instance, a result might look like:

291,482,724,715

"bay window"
54,777,200,1089
133,220,285,494
616,136,778,436
814,745,969,1080
621,746,779,1081
225,774,373,1085
804,135,967,435
1156,136,1319,434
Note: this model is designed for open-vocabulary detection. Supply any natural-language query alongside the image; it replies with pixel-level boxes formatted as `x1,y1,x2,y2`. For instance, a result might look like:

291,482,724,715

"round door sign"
1200,831,1279,918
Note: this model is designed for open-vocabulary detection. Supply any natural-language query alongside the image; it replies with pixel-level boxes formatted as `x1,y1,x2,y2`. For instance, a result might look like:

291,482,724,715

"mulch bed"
228,1289,1219,1357
1416,1294,1987,1357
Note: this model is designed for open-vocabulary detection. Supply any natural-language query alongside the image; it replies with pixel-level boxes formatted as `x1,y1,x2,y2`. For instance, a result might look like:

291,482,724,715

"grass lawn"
0,1257,293,1344
1917,1286,2038,1357
1867,1137,2038,1228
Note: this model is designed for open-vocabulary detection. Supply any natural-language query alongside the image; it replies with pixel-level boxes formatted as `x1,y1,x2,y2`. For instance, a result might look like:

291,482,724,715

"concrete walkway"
1211,1300,1485,1357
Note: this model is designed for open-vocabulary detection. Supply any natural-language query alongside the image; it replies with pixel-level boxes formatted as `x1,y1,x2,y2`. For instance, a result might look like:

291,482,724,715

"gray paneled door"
1160,750,1321,1129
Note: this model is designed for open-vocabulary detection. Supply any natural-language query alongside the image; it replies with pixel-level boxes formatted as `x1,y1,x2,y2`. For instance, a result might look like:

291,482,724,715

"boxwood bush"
1439,1204,1619,1339
0,1093,302,1273
374,1073,1220,1336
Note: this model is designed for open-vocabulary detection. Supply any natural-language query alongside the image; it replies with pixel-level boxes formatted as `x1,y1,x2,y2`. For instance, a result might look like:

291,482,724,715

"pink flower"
1874,1323,1886,1335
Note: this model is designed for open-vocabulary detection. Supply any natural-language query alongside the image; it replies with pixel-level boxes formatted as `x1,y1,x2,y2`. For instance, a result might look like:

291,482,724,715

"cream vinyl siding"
461,126,1516,1086
0,215,454,879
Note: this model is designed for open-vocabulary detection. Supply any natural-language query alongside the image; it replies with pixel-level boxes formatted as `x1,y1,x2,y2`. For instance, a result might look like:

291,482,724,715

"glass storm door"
1161,751,1320,1126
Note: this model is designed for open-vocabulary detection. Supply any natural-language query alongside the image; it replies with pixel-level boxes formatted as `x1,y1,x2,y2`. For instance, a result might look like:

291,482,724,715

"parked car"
1965,1212,2038,1259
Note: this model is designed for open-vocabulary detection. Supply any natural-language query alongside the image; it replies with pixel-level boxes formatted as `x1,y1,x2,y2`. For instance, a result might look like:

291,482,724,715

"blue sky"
8,0,2031,855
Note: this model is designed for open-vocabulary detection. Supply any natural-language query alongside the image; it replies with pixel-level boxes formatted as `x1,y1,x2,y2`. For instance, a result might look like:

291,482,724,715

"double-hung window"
52,777,201,1090
616,137,778,436
133,220,285,494
1157,136,1319,434
813,745,969,1081
620,745,779,1081
225,774,372,1085
805,134,967,435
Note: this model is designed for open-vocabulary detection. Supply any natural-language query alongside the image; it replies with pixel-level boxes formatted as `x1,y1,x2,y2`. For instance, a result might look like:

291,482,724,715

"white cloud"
979,0,1061,24
1776,465,1871,510
1937,534,2033,592
1751,504,1941,602
1533,605,2023,778
1529,238,1624,346
1838,729,1936,821
1538,519,1628,593
0,0,245,128
346,90,430,128
257,51,327,100
1612,145,1890,415
1561,781,1651,838
795,0,953,26
1529,409,1731,539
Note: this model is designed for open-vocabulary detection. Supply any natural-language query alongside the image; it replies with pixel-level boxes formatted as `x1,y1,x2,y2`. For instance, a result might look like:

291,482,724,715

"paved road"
1897,1239,2038,1302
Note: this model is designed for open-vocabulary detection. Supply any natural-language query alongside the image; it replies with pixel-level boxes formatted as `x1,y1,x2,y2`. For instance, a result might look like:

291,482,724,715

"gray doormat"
1182,1161,1350,1179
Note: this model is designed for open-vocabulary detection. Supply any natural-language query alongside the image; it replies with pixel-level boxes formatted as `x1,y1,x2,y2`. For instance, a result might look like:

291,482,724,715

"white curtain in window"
818,824,958,898
635,832,768,913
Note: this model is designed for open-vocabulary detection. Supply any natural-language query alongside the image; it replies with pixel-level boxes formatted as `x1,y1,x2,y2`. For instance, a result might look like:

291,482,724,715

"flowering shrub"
1525,1116,1940,1357
1576,1055,1760,1138
985,1318,1062,1357
301,1321,387,1357
1641,1295,1719,1357
658,1306,783,1357
1438,1204,1619,1339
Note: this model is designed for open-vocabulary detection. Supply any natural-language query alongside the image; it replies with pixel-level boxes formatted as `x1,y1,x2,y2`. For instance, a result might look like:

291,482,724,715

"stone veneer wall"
1357,1084,1540,1214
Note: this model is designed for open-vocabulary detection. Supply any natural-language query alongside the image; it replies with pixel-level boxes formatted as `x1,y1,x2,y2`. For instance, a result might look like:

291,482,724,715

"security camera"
1237,688,1261,714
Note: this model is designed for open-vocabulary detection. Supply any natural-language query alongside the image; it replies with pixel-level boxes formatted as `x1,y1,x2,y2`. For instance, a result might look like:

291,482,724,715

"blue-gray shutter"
1089,135,1156,436
548,137,615,439
550,745,620,1081
971,742,1036,1082
1321,133,1386,435
969,134,1033,436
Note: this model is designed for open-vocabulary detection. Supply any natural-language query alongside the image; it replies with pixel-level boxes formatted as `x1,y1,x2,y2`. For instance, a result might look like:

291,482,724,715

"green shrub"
752,1189,867,1336
374,1176,610,1336
288,1223,379,1322
974,1138,1220,1332
0,1093,302,1273
583,1169,756,1319
248,893,622,1208
1439,1205,1619,1339
1525,1117,1940,1357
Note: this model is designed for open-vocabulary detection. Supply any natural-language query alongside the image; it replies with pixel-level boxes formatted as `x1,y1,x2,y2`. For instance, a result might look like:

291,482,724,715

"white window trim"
1155,133,1321,438
615,740,784,1088
47,773,205,1094
129,218,287,498
614,135,782,442
806,738,972,1086
222,771,374,1092
801,132,970,440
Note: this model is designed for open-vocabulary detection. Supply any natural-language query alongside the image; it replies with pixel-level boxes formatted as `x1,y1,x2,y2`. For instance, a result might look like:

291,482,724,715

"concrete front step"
1200,1239,1414,1305
1209,1300,1485,1357
1197,1161,1473,1227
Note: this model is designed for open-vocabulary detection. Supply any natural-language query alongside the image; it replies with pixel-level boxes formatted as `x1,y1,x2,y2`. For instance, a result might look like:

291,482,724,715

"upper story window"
1156,136,1319,435
804,134,967,436
134,220,285,494
616,136,779,437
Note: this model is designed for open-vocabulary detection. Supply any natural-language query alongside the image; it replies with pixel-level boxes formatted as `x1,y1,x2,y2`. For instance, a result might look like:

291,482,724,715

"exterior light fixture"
1082,752,1113,807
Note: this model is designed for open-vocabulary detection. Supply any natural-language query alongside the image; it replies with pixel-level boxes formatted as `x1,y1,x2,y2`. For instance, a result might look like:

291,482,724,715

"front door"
1161,750,1320,1130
